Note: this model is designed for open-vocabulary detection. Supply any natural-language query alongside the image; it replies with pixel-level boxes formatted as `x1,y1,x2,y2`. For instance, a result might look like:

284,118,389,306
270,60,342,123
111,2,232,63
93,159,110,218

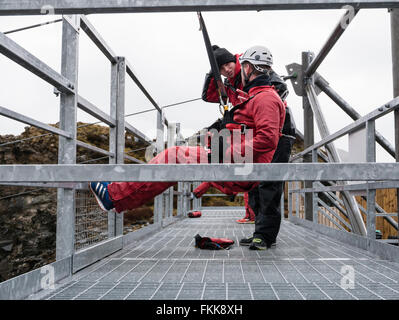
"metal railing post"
312,149,319,224
306,82,367,236
56,16,80,261
302,51,315,222
167,122,177,220
109,56,126,237
192,182,201,210
288,182,293,220
390,8,399,241
154,111,165,224
280,183,285,219
296,182,301,218
366,119,376,241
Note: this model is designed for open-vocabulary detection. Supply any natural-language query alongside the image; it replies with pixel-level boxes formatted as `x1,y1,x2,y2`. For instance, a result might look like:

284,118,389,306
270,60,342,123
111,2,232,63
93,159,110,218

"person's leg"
107,146,208,213
236,192,250,223
237,192,255,223
243,193,250,219
193,182,212,198
245,192,256,221
250,136,294,249
252,181,283,245
239,187,259,245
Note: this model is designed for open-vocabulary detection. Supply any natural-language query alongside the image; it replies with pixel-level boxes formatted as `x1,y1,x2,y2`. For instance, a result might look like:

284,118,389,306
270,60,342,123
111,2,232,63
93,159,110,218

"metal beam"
154,110,166,224
0,31,74,94
1,163,399,183
304,7,359,77
77,95,116,127
291,181,399,193
56,16,80,262
306,83,366,235
390,8,399,241
79,15,117,63
291,96,399,161
124,154,145,164
0,105,72,139
315,75,396,158
125,61,168,126
0,182,87,189
302,52,315,222
125,121,152,145
1,1,398,15
76,140,114,157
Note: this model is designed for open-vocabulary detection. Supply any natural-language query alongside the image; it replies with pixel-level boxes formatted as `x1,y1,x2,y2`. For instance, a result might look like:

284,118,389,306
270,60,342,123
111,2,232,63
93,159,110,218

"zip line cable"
124,97,202,118
0,97,201,148
3,18,63,35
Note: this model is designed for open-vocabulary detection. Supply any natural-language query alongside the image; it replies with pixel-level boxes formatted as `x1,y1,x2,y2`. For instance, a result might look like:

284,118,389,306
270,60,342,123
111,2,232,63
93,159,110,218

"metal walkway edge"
29,208,399,300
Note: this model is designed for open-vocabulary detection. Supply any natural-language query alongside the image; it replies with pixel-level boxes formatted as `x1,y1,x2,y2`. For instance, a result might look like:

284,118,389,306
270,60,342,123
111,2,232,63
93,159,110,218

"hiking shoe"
249,237,268,250
89,182,115,211
236,218,255,224
239,237,253,246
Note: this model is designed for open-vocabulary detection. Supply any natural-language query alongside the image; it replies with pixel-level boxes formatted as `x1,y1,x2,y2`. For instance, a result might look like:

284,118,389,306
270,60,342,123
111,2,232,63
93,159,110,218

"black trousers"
248,136,294,245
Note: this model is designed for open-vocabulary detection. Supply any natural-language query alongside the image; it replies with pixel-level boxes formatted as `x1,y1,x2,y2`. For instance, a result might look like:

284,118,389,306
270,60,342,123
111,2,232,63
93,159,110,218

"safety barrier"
1,1,399,300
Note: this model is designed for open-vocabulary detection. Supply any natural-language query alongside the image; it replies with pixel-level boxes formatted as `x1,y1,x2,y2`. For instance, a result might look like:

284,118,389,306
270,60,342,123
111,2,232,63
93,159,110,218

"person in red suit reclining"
89,46,286,226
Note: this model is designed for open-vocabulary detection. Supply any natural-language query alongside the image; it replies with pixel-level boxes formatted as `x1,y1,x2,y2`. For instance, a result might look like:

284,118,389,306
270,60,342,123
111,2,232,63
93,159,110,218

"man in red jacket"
196,46,296,250
89,46,286,221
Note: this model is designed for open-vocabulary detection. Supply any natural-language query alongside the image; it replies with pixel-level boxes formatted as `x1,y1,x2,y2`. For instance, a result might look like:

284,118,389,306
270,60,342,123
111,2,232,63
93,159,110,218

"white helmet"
239,45,273,73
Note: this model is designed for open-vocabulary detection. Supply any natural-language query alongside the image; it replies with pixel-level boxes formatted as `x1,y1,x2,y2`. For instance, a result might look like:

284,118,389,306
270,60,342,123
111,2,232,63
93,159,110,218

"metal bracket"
285,63,322,97
53,87,60,97
62,15,81,32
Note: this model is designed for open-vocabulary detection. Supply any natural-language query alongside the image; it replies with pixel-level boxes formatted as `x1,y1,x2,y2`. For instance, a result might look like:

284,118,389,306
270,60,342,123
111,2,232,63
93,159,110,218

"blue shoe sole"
89,182,114,212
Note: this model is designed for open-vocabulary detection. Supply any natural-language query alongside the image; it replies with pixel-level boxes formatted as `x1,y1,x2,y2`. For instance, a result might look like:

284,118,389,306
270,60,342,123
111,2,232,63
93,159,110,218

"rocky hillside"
0,123,243,282
0,123,150,282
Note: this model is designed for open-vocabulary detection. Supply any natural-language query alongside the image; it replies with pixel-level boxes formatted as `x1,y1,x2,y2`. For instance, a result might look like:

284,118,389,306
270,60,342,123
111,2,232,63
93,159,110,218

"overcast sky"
0,8,396,162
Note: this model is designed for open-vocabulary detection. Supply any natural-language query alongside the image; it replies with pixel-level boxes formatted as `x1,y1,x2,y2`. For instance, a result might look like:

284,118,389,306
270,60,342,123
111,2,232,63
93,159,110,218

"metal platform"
29,208,399,300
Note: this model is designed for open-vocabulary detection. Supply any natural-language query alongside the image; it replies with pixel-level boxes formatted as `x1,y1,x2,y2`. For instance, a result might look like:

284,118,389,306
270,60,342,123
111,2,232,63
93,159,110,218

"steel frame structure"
1,0,399,15
0,1,399,300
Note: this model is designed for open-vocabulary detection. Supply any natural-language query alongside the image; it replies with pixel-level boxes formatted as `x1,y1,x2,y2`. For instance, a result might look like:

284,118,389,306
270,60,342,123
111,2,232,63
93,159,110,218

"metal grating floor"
33,208,399,300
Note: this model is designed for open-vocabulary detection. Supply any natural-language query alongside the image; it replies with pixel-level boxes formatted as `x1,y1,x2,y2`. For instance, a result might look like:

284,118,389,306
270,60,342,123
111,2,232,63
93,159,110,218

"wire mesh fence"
74,189,109,251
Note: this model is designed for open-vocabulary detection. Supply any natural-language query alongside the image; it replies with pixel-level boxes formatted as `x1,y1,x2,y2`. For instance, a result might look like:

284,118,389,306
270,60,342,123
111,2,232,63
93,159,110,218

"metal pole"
192,182,201,210
288,182,293,220
167,123,177,219
296,182,301,218
312,149,319,224
366,119,376,241
109,57,126,237
304,7,359,77
56,16,80,261
175,123,184,217
391,8,399,241
154,111,165,224
306,83,367,235
315,75,396,158
302,51,314,222
280,185,285,219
